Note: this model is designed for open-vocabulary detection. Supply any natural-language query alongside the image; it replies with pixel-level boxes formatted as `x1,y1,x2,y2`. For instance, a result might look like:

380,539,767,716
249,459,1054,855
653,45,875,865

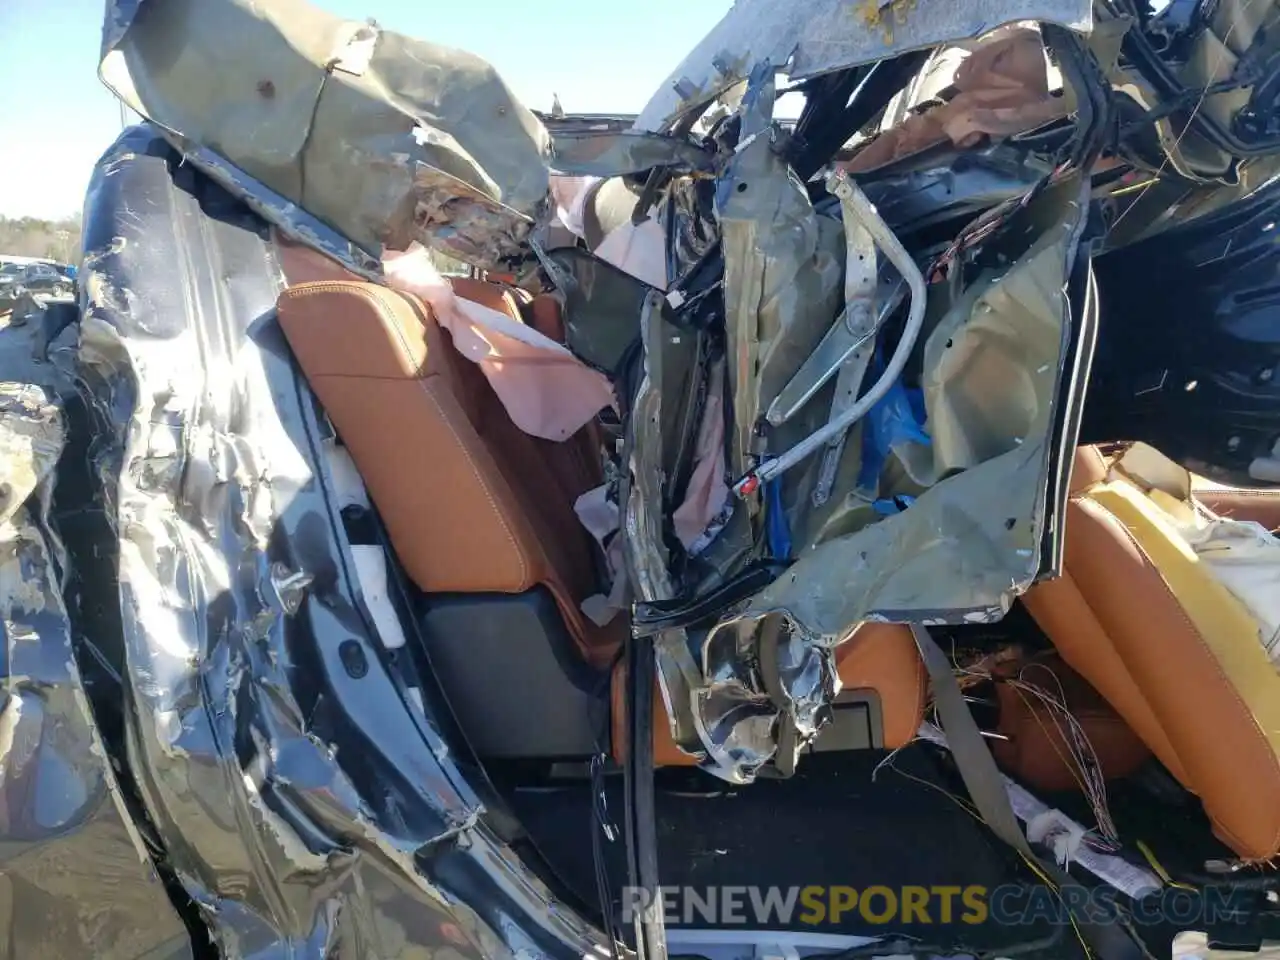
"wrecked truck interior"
10,0,1280,956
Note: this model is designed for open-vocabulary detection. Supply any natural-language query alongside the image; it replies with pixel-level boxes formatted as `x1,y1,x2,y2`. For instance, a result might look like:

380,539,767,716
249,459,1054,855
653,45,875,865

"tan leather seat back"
611,622,926,767
1025,446,1280,860
1191,479,1280,532
276,279,617,665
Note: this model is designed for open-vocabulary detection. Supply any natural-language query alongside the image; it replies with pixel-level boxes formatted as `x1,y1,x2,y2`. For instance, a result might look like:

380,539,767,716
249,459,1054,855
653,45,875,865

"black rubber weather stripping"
1108,0,1280,156
631,560,790,636
1033,179,1108,585
1043,23,1114,171
791,51,931,182
622,633,667,960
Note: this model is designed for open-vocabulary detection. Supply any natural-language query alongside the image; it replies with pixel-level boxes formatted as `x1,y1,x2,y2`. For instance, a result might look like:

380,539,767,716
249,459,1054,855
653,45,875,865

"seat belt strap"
909,624,1151,960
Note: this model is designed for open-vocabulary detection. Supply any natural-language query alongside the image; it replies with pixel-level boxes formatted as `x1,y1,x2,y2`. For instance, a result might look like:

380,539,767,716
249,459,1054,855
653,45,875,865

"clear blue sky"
0,0,732,220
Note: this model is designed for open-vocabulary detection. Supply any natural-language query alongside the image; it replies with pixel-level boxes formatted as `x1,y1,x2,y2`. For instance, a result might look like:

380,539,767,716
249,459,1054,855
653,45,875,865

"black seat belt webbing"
909,624,1150,960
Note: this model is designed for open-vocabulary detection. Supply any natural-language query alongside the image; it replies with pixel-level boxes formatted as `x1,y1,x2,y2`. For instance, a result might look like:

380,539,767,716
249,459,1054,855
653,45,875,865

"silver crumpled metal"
0,327,194,957
73,124,609,959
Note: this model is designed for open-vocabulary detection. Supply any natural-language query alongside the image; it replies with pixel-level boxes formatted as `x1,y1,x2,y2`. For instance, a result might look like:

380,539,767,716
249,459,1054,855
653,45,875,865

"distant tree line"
0,212,475,274
0,216,82,264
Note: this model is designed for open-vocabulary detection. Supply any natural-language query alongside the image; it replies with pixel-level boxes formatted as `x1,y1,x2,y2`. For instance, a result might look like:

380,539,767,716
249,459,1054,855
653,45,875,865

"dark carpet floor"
495,745,1089,957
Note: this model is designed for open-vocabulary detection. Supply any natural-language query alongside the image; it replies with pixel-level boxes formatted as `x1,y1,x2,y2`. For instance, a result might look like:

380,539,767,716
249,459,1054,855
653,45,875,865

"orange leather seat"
1190,476,1280,533
611,622,927,767
276,278,620,666
1024,445,1280,860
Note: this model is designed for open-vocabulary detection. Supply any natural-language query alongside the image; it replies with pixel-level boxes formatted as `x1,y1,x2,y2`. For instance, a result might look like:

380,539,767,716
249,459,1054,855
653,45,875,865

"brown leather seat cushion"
610,622,927,767
276,277,620,666
1192,482,1280,531
1024,446,1280,860
990,652,1150,794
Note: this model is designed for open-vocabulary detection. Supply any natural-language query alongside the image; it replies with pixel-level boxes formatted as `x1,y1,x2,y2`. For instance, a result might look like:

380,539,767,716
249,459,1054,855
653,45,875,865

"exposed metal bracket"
766,206,881,427
734,171,927,497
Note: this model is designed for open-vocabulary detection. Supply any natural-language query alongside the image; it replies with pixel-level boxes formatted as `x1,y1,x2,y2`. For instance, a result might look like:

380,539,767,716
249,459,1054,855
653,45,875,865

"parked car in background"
0,261,23,299
0,260,74,299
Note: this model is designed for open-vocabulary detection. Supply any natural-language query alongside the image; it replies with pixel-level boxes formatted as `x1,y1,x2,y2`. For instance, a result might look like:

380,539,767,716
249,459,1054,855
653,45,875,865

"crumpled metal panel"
627,75,855,783
720,175,1090,640
0,365,193,958
0,385,63,525
687,73,856,593
633,0,1093,132
163,136,383,278
689,176,1091,782
715,68,845,478
625,292,716,770
99,0,551,269
78,124,605,959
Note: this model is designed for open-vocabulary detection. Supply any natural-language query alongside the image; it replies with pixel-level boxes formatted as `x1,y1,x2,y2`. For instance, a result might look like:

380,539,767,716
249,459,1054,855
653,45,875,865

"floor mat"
498,746,1086,957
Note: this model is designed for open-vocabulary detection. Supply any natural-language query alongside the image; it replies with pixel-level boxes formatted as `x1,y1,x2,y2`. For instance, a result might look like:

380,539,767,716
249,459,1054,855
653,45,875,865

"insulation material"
1152,490,1280,663
381,244,613,441
844,28,1067,173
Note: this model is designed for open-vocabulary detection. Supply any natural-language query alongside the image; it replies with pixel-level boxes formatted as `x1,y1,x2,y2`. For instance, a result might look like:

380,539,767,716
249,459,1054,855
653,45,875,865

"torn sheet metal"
716,67,845,477
77,124,606,959
739,174,1088,634
673,360,731,551
0,372,193,958
663,176,719,288
678,68,852,600
624,291,719,772
99,0,552,270
685,171,929,781
0,385,63,523
633,0,1093,132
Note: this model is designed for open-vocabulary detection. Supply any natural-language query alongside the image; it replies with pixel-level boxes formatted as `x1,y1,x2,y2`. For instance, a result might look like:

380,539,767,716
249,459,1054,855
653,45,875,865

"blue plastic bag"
856,347,931,496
